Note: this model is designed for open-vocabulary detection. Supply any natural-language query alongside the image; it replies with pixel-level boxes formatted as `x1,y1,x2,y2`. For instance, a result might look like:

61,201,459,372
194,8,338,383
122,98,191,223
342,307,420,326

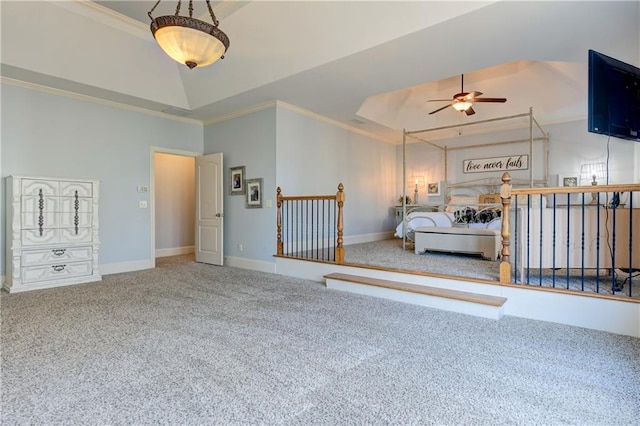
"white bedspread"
394,210,502,238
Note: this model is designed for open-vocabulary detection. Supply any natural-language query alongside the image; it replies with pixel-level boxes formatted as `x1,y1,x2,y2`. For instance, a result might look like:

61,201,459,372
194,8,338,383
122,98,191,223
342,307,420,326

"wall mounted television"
588,49,640,142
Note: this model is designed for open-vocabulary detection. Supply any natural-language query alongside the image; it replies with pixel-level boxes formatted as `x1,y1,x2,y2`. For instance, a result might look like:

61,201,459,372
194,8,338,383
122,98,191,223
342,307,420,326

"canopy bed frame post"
335,183,345,264
499,172,512,283
402,129,408,250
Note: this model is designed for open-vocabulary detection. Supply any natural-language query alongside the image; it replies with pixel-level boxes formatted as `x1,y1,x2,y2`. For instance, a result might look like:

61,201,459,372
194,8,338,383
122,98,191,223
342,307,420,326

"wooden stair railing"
500,172,640,298
276,183,345,264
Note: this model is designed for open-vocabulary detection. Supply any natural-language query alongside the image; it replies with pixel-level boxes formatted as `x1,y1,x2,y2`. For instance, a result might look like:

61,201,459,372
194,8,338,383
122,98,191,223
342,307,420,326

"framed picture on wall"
246,178,263,208
229,166,246,195
558,174,579,187
427,182,440,196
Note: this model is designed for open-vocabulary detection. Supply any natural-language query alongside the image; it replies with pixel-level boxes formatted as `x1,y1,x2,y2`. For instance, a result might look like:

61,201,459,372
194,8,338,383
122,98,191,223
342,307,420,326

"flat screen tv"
588,49,640,142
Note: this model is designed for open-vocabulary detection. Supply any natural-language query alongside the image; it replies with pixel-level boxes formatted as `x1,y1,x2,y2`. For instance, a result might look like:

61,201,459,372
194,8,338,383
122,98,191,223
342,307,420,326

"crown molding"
203,100,398,144
55,1,150,40
1,77,203,126
202,101,278,125
275,101,399,145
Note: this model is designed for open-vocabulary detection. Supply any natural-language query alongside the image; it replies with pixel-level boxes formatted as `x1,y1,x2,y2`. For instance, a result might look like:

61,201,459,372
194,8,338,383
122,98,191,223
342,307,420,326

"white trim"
156,246,195,258
202,100,397,145
100,259,154,275
202,101,278,125
276,101,398,145
150,147,201,271
225,256,277,274
343,232,393,246
0,77,203,126
275,257,640,338
57,1,150,40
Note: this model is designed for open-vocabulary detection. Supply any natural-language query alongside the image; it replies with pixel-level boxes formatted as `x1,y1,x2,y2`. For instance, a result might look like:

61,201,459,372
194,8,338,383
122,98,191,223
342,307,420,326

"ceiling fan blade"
428,103,453,115
464,106,476,116
463,91,483,100
473,97,507,103
427,99,453,102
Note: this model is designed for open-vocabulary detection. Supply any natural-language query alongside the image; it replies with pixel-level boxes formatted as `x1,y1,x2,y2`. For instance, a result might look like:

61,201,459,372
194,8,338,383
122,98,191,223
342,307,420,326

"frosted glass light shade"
151,15,229,69
453,101,472,112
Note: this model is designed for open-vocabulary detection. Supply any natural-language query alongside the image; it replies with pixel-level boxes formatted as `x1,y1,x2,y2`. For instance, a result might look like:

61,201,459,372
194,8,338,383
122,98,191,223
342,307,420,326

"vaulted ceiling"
2,1,638,143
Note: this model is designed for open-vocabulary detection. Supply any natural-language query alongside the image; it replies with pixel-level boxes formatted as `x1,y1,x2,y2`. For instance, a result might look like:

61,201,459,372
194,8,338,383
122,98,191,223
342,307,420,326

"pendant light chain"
206,0,220,27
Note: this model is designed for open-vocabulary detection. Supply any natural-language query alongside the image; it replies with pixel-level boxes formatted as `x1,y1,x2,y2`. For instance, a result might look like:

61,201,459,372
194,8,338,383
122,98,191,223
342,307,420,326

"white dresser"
5,176,101,293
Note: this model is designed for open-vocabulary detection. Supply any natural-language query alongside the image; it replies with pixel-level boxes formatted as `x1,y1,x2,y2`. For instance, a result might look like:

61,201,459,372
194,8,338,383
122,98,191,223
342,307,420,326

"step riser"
326,279,505,320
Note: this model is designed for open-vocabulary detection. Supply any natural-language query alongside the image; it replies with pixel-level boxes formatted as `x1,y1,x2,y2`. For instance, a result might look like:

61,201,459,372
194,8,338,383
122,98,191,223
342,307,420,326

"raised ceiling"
2,1,638,143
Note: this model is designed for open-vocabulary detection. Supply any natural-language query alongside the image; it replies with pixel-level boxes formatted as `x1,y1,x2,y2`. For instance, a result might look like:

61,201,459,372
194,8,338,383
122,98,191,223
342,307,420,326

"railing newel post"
500,172,512,284
336,183,345,264
276,187,283,256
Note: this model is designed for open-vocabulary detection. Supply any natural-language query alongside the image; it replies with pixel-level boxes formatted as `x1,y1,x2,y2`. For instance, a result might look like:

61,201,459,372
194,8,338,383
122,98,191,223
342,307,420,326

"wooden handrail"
499,174,640,285
276,183,345,264
512,184,639,195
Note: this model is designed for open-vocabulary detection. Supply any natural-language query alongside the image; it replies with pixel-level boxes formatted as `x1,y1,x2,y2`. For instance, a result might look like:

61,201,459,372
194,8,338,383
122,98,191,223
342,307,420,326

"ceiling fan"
427,74,507,116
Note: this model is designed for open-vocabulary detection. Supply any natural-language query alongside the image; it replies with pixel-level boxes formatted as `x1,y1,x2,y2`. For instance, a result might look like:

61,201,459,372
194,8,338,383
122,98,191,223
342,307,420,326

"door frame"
149,146,202,268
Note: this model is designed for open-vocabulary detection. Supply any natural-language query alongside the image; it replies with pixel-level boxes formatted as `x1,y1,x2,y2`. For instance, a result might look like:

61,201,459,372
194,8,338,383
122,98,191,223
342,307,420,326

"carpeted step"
324,272,506,319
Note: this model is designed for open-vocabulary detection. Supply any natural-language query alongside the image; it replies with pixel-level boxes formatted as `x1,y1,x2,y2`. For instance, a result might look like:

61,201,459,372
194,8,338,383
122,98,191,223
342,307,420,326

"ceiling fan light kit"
428,74,506,116
149,0,230,69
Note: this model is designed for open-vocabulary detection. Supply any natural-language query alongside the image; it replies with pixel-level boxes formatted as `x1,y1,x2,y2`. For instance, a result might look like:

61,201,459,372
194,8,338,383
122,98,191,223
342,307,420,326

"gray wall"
276,107,397,237
1,83,203,275
202,104,398,268
203,107,277,264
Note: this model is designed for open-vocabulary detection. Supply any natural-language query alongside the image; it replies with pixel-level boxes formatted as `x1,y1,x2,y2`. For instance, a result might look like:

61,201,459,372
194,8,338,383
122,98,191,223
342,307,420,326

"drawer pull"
52,249,66,256
51,264,66,272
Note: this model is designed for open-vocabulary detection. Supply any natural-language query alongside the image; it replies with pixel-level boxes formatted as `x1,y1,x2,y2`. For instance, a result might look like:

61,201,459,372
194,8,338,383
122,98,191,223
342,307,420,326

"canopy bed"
399,108,550,256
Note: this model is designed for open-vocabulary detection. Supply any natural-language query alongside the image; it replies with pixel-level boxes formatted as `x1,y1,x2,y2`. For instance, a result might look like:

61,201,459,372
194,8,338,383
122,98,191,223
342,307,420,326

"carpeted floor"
2,255,639,425
345,238,640,298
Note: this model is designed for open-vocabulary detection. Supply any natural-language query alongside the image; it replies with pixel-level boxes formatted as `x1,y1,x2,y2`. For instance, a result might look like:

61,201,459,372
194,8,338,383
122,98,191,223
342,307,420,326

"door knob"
215,213,224,217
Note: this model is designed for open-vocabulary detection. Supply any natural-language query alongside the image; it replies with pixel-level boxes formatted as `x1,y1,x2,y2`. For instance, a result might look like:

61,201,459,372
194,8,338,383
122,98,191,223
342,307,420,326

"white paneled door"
195,153,223,265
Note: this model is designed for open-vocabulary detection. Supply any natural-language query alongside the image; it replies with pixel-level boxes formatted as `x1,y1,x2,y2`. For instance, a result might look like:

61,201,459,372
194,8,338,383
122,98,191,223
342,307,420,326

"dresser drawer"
60,196,92,212
21,246,92,266
60,212,92,228
21,196,58,213
22,229,58,246
60,181,92,197
21,179,59,196
21,261,92,283
60,227,92,243
21,211,57,229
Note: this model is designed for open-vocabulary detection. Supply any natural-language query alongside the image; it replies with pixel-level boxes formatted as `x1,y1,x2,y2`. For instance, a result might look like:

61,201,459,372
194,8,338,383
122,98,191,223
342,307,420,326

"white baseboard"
225,256,276,273
100,259,155,275
156,246,195,258
344,232,393,246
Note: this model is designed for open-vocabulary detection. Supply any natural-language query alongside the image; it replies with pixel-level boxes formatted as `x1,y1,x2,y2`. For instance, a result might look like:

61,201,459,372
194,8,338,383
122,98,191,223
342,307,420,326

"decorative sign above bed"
463,155,529,174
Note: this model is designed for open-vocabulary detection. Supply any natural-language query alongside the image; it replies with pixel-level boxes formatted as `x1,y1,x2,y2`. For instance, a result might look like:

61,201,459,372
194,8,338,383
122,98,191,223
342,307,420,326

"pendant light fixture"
148,0,230,70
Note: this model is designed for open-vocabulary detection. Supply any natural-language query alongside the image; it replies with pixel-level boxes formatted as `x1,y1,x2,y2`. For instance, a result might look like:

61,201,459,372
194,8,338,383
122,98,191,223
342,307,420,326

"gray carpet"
2,255,639,425
345,239,640,298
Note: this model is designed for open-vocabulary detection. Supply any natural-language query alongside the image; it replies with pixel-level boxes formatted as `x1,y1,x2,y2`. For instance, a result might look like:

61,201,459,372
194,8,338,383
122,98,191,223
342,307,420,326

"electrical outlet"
238,244,243,252
139,201,148,208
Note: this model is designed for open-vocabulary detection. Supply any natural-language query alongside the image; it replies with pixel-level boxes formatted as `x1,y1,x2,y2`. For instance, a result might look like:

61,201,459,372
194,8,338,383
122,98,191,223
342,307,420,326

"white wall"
0,83,203,275
154,153,195,255
398,119,639,198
